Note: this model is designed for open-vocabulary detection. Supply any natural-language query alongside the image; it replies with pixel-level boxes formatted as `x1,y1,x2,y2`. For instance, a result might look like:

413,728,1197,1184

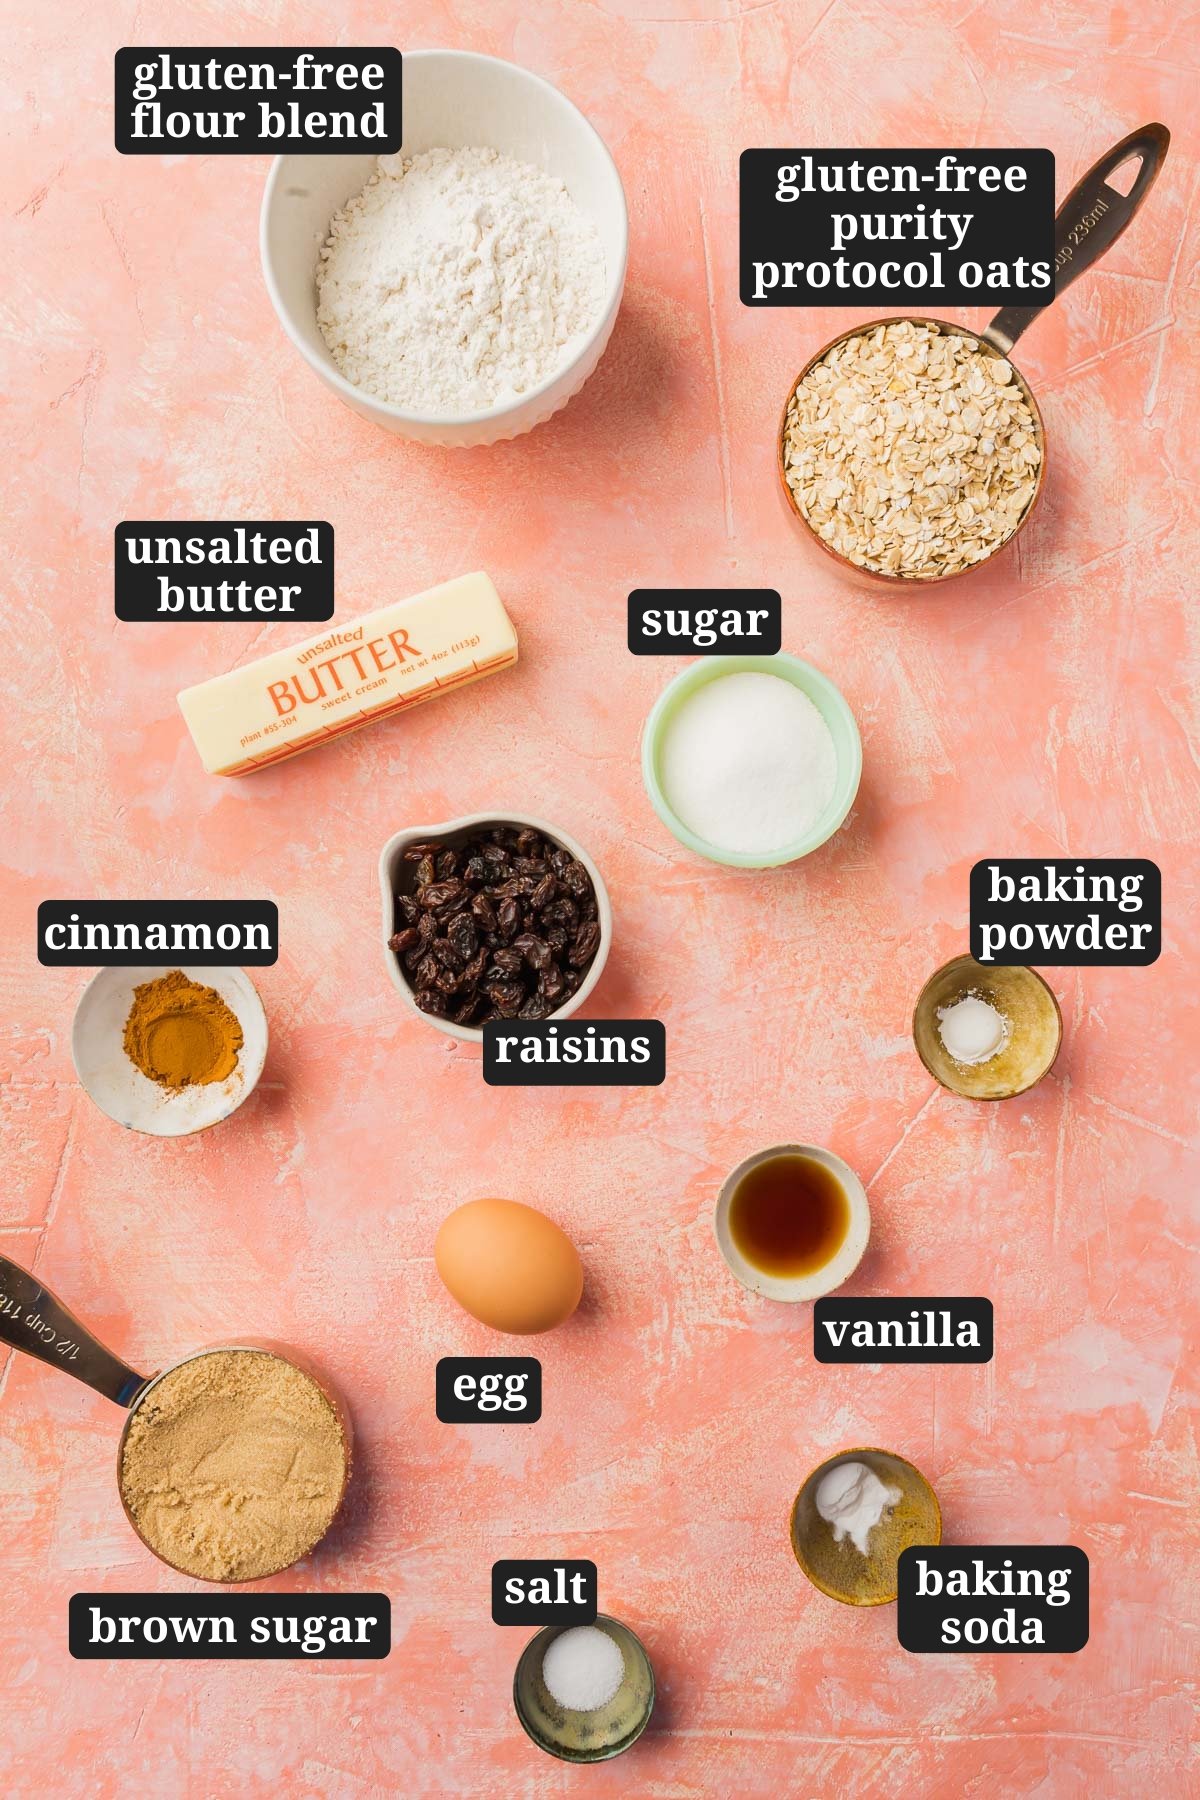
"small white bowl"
71,966,268,1138
379,813,612,1042
714,1143,870,1302
260,49,628,447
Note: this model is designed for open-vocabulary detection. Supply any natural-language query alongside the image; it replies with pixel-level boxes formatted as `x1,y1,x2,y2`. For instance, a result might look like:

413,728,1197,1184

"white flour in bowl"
316,146,606,416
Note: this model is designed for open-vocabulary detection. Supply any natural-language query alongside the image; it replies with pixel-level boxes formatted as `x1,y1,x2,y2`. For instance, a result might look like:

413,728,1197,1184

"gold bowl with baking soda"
791,1449,941,1606
913,954,1062,1101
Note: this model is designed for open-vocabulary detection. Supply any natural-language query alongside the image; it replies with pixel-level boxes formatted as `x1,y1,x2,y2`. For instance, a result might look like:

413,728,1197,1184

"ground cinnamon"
122,969,242,1090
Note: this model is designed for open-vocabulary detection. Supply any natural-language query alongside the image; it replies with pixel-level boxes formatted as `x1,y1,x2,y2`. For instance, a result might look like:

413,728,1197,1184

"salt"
659,672,838,855
541,1625,625,1712
937,993,1010,1066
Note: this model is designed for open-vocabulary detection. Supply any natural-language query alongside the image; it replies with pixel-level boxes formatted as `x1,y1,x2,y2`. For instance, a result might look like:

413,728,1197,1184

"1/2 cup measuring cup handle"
984,123,1170,354
0,1256,148,1406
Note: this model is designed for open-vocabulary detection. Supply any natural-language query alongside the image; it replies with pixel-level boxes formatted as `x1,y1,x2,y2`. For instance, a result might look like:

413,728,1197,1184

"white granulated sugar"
659,672,839,856
316,146,606,416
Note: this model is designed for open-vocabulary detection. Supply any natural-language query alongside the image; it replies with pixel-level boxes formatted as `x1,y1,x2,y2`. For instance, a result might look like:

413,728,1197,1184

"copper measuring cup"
778,124,1171,587
0,1255,352,1583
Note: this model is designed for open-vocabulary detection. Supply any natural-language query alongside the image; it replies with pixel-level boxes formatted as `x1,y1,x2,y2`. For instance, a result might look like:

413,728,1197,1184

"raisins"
496,898,521,941
394,822,603,1029
513,932,551,971
471,892,498,933
447,914,477,962
420,879,467,912
570,921,600,967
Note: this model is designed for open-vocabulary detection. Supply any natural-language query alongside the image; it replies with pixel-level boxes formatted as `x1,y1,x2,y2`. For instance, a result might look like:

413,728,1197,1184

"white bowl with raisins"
379,814,612,1041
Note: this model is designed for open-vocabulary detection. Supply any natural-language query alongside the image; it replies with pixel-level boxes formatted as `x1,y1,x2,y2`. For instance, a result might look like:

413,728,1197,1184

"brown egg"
434,1199,583,1335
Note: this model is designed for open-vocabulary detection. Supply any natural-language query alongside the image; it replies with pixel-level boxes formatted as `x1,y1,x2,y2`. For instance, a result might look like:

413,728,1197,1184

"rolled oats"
782,319,1042,578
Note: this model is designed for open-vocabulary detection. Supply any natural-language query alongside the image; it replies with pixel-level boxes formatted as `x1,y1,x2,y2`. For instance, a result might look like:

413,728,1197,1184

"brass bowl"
513,1614,655,1762
777,315,1047,590
791,1448,941,1606
913,953,1063,1100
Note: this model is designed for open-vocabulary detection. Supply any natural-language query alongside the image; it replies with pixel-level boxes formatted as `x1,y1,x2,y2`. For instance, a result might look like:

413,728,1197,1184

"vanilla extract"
728,1153,849,1279
820,1310,980,1351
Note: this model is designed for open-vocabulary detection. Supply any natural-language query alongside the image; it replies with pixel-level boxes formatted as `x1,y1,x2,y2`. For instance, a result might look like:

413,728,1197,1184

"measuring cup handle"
0,1256,148,1407
983,123,1170,354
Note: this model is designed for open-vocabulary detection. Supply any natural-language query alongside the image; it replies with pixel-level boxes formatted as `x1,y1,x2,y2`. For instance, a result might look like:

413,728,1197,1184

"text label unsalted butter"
115,523,333,622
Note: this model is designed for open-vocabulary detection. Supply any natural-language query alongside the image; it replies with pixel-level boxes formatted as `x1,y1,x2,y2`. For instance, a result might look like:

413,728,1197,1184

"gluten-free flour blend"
316,147,606,415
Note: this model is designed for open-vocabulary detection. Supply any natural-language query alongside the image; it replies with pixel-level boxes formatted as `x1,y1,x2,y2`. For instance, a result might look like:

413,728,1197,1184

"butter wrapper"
178,572,518,776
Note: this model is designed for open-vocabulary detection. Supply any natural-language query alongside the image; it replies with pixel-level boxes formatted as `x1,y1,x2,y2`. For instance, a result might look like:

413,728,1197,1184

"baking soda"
659,671,838,855
815,1460,902,1556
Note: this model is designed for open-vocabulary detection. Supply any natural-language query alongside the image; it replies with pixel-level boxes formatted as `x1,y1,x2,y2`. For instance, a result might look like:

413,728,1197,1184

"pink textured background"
2,2,1197,1794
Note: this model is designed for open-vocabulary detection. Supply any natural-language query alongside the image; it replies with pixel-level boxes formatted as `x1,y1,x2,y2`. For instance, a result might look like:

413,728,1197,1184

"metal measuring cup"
777,124,1171,587
0,1255,352,1582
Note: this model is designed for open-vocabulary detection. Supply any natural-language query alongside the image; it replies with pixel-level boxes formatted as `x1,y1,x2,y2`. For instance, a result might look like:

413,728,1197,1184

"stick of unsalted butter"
177,571,518,776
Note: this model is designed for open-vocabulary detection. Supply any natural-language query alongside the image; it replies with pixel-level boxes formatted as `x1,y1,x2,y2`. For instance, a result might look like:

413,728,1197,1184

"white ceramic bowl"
260,49,628,447
379,813,612,1042
71,966,268,1138
714,1143,870,1303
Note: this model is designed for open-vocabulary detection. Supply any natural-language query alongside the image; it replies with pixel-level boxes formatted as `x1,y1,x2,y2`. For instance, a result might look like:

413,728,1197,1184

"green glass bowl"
640,653,862,868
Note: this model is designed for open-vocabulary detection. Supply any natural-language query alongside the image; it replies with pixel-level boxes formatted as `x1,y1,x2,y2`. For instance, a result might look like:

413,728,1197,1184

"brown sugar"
119,1349,347,1582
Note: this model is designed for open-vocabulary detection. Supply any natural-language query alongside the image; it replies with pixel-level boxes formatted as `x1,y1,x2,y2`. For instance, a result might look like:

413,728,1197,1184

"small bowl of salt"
513,1615,655,1762
913,953,1063,1101
640,652,861,868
